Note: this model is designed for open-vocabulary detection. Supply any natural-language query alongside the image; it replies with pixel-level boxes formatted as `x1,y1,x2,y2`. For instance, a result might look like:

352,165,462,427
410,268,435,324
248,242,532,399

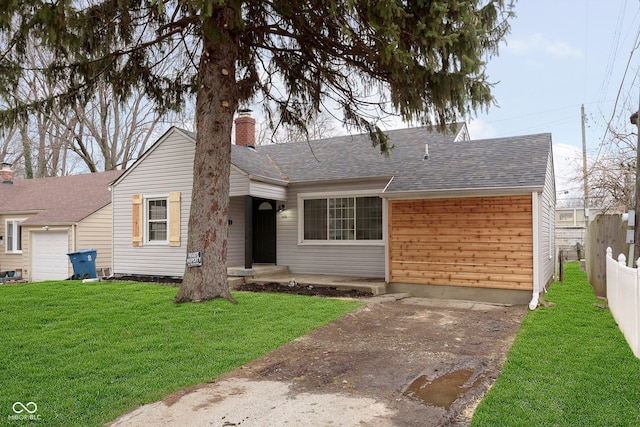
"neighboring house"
111,115,555,305
555,207,608,261
0,166,123,281
555,207,587,261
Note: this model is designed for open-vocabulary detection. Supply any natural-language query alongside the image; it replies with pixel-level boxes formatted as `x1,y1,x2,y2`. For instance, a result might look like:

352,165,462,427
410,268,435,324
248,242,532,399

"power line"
593,7,640,170
593,0,629,108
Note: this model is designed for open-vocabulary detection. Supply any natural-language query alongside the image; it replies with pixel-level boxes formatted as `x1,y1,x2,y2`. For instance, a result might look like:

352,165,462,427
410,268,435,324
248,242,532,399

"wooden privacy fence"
605,247,640,358
587,214,629,298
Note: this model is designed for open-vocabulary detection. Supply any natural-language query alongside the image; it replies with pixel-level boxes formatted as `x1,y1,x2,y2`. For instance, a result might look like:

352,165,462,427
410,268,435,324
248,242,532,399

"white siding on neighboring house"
277,180,388,277
76,205,114,273
112,129,195,277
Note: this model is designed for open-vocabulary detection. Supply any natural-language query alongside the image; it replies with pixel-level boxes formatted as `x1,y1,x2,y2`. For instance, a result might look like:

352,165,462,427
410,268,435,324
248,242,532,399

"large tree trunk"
175,8,239,304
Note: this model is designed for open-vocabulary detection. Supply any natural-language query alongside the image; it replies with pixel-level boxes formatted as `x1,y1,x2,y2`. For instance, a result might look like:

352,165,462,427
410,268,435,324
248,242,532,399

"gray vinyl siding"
230,167,287,200
539,151,556,286
112,129,289,277
229,167,250,196
277,180,388,277
250,181,287,201
112,130,194,277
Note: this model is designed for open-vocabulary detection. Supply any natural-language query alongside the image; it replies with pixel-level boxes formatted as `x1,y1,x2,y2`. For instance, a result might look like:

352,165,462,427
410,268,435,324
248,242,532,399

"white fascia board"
247,173,289,187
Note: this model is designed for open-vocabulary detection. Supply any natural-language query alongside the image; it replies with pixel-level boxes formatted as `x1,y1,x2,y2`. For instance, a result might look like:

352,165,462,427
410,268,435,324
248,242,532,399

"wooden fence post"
558,249,564,283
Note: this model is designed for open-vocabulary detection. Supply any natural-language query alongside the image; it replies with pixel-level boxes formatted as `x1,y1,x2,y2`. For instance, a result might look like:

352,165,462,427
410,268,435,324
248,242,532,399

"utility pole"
581,105,589,228
631,105,640,265
580,105,592,269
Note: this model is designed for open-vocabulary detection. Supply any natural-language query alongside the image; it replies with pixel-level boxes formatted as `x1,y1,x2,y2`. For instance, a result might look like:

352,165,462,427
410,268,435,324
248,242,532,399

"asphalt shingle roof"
133,124,552,195
383,133,551,193
254,126,461,184
0,170,124,225
246,126,551,193
231,145,287,182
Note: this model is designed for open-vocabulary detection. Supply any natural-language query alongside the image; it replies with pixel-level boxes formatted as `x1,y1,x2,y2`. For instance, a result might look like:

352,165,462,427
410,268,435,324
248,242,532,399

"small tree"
0,0,514,303
582,106,637,213
66,80,175,171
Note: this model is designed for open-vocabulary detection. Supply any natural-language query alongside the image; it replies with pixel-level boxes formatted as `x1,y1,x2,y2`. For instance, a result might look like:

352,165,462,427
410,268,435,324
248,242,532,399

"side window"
132,193,180,247
146,198,168,242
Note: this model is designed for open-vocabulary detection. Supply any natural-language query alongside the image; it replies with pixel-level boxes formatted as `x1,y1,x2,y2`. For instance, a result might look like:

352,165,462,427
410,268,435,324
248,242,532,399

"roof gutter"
20,221,77,227
381,185,544,200
291,176,393,187
1,210,40,216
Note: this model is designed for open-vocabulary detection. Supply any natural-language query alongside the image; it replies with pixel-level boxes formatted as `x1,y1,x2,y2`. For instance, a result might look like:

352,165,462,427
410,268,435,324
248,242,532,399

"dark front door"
253,200,276,263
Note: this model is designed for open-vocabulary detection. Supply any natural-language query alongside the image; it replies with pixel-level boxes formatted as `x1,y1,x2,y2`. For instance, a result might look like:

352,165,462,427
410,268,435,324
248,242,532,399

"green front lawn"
1,281,362,426
472,262,640,426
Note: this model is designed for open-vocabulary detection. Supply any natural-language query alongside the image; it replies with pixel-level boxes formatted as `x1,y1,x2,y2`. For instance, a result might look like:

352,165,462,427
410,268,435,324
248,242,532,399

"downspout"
529,191,540,310
382,177,393,284
383,197,389,283
110,185,114,277
72,223,77,253
381,176,395,284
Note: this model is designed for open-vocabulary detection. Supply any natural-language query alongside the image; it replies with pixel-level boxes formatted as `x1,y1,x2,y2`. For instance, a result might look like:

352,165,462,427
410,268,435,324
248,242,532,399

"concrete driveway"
107,295,527,427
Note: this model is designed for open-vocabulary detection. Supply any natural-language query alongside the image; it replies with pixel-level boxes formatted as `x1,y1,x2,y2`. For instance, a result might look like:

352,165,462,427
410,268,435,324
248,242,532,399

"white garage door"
31,231,69,281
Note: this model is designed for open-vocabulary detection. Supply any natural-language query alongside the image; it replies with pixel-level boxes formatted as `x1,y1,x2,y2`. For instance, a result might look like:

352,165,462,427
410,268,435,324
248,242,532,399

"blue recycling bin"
67,249,97,279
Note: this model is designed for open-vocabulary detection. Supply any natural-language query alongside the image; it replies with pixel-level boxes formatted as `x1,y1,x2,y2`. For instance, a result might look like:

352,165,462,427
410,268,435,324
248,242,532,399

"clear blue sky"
468,0,640,204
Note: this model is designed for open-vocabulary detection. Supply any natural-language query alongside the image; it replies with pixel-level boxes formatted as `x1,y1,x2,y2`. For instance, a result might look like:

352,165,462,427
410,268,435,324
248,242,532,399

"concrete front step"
227,265,387,296
227,265,289,278
228,276,246,289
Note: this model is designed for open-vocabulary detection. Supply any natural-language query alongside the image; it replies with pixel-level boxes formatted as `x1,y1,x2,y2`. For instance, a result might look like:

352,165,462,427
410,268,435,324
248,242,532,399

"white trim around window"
5,218,26,253
144,194,169,245
297,190,384,246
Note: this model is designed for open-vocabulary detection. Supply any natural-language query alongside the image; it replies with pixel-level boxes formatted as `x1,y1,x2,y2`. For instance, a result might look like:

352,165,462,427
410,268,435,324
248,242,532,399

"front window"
303,196,382,242
329,197,354,240
304,199,327,240
146,198,167,242
6,219,24,253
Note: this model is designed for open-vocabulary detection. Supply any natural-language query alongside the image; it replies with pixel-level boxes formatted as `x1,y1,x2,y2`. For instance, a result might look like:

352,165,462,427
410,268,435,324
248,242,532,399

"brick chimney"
1,163,14,184
234,111,256,147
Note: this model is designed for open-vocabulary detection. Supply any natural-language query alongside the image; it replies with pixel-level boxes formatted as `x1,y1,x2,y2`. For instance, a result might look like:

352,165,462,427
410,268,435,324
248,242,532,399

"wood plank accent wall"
388,195,534,290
